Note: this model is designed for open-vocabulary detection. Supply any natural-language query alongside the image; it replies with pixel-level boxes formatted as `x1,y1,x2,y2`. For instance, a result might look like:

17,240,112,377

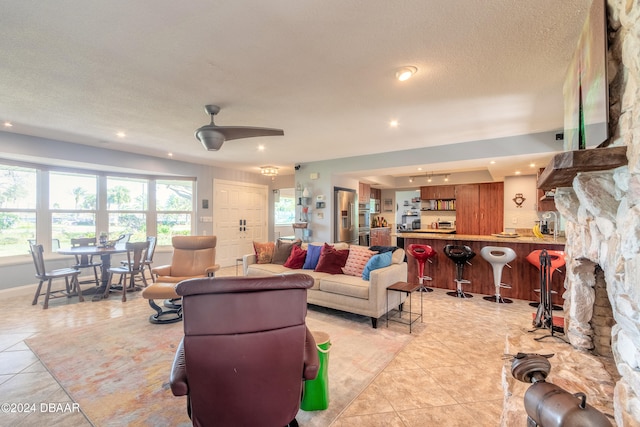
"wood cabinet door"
478,182,504,235
455,184,479,234
420,186,431,200
438,185,456,199
358,183,370,203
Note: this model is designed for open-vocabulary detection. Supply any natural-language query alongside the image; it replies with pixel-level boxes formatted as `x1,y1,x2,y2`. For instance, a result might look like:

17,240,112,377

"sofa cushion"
253,241,275,264
319,274,370,300
272,239,301,264
315,243,349,274
362,251,393,280
303,244,323,270
342,246,376,277
283,245,307,269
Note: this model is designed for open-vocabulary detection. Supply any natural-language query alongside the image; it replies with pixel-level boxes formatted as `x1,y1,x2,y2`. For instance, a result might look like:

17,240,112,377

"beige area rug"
25,303,412,427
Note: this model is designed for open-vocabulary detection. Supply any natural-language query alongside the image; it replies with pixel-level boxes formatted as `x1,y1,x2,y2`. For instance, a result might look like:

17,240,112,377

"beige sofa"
243,243,408,328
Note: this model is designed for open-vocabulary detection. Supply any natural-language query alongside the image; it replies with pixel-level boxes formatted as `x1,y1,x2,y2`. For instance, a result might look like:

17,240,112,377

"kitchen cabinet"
455,183,504,235
370,227,391,246
369,187,381,200
420,185,455,200
358,182,370,204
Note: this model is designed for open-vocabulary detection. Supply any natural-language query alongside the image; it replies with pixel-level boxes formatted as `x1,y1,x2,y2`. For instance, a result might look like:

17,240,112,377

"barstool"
526,249,565,310
407,244,437,292
444,245,475,298
481,246,516,303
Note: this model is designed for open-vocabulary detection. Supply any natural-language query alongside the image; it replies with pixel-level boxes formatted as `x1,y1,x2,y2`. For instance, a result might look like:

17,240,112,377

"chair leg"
32,280,44,305
103,273,113,299
92,265,100,287
75,275,84,302
43,279,53,309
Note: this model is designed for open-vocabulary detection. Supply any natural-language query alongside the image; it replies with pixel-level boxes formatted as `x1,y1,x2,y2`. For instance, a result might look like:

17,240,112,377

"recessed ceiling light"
444,174,449,182
168,152,173,157
389,120,399,128
258,144,265,151
409,177,414,183
490,160,496,164
529,163,536,167
4,121,13,127
116,131,126,138
417,167,423,171
395,66,417,81
515,171,521,175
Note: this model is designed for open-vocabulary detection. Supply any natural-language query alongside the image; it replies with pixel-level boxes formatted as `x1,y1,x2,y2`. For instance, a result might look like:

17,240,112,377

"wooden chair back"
30,244,47,278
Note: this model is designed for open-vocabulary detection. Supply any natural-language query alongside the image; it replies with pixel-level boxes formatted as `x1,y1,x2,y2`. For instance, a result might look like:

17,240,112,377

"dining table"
58,245,128,300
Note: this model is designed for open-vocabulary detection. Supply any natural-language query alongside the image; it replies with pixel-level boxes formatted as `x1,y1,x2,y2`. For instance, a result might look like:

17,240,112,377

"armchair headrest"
176,274,314,297
171,235,217,250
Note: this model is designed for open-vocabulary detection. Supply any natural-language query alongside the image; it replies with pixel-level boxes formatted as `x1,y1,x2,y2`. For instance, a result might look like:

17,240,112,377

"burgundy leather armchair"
170,274,319,427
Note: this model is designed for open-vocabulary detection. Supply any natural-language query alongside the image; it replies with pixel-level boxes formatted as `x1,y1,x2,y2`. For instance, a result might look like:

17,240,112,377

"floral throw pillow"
253,241,275,264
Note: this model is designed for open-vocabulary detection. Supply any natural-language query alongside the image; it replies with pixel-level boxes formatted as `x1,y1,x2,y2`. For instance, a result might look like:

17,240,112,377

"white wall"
503,175,539,230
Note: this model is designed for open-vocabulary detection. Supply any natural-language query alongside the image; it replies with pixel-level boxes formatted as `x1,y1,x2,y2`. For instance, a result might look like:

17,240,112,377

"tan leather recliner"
170,274,319,427
151,235,220,282
142,236,220,324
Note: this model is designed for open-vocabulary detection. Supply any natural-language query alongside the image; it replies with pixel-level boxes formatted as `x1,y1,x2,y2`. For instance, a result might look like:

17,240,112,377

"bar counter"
398,232,566,305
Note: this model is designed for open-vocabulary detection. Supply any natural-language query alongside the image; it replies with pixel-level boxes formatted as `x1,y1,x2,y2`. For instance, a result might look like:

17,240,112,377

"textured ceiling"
0,0,591,180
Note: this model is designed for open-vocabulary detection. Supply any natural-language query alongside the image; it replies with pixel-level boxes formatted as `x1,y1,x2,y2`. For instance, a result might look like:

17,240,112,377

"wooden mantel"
537,146,628,189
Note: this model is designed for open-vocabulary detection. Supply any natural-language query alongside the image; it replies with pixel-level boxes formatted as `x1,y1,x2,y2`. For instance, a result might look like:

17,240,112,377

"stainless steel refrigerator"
334,188,358,243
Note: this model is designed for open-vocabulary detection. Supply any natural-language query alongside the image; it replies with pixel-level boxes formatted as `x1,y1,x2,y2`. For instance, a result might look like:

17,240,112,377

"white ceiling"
0,1,590,183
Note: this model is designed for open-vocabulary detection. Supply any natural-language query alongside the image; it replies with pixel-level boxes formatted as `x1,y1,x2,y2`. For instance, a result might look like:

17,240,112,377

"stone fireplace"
553,1,640,424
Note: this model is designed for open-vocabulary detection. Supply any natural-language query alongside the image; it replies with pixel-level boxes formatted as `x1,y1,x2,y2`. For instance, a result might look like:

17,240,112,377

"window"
0,161,196,259
50,171,97,247
107,177,148,242
156,180,193,246
0,165,37,256
274,188,296,225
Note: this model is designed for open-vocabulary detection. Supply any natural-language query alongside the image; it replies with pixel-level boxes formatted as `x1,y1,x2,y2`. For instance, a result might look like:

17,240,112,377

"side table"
386,281,423,333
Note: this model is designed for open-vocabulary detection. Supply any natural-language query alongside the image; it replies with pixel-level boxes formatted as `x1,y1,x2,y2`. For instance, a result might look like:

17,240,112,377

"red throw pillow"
284,245,307,269
315,243,349,274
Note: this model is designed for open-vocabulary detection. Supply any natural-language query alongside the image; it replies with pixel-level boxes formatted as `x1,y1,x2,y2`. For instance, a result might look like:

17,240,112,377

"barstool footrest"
483,295,513,304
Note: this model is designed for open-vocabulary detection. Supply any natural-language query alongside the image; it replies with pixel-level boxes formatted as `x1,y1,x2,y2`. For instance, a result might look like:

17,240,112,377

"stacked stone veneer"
553,1,640,425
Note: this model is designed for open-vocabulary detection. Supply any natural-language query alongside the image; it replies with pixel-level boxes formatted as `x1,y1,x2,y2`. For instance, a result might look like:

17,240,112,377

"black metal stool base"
483,295,513,303
529,301,562,310
418,287,434,292
447,290,473,298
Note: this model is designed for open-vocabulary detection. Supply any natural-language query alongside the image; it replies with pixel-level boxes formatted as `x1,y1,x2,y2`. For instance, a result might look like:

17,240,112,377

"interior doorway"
213,179,268,267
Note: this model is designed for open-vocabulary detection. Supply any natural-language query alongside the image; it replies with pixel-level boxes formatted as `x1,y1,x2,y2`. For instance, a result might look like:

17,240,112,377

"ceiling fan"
194,104,284,151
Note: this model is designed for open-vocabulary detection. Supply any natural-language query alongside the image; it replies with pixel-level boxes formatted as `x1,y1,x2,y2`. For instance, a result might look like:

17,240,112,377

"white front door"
214,179,268,267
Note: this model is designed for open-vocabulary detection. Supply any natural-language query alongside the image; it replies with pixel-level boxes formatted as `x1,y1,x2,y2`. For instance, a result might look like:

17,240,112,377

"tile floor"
0,268,610,426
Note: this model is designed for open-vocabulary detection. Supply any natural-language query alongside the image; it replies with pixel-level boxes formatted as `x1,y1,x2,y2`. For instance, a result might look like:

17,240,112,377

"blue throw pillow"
303,244,323,270
362,251,393,280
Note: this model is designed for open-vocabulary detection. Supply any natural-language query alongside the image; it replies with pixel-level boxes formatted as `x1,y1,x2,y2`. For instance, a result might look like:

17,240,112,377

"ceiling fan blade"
214,126,284,141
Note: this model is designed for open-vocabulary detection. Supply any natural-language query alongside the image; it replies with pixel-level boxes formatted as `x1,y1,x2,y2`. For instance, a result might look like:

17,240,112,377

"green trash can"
301,331,331,411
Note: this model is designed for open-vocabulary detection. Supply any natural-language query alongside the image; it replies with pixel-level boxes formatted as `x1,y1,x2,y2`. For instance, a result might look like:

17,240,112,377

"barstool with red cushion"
526,249,565,310
443,244,475,298
407,244,437,292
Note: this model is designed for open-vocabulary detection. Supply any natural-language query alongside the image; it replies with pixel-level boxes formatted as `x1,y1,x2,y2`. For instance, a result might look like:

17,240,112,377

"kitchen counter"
401,233,566,304
399,228,457,234
399,231,565,244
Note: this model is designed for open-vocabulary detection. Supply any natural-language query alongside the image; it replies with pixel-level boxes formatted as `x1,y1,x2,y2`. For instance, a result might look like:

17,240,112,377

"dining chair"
105,241,149,302
30,244,83,309
121,236,157,283
70,237,102,287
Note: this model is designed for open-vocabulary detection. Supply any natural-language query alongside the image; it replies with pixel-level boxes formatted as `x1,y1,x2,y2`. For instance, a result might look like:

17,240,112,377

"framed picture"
383,199,393,212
